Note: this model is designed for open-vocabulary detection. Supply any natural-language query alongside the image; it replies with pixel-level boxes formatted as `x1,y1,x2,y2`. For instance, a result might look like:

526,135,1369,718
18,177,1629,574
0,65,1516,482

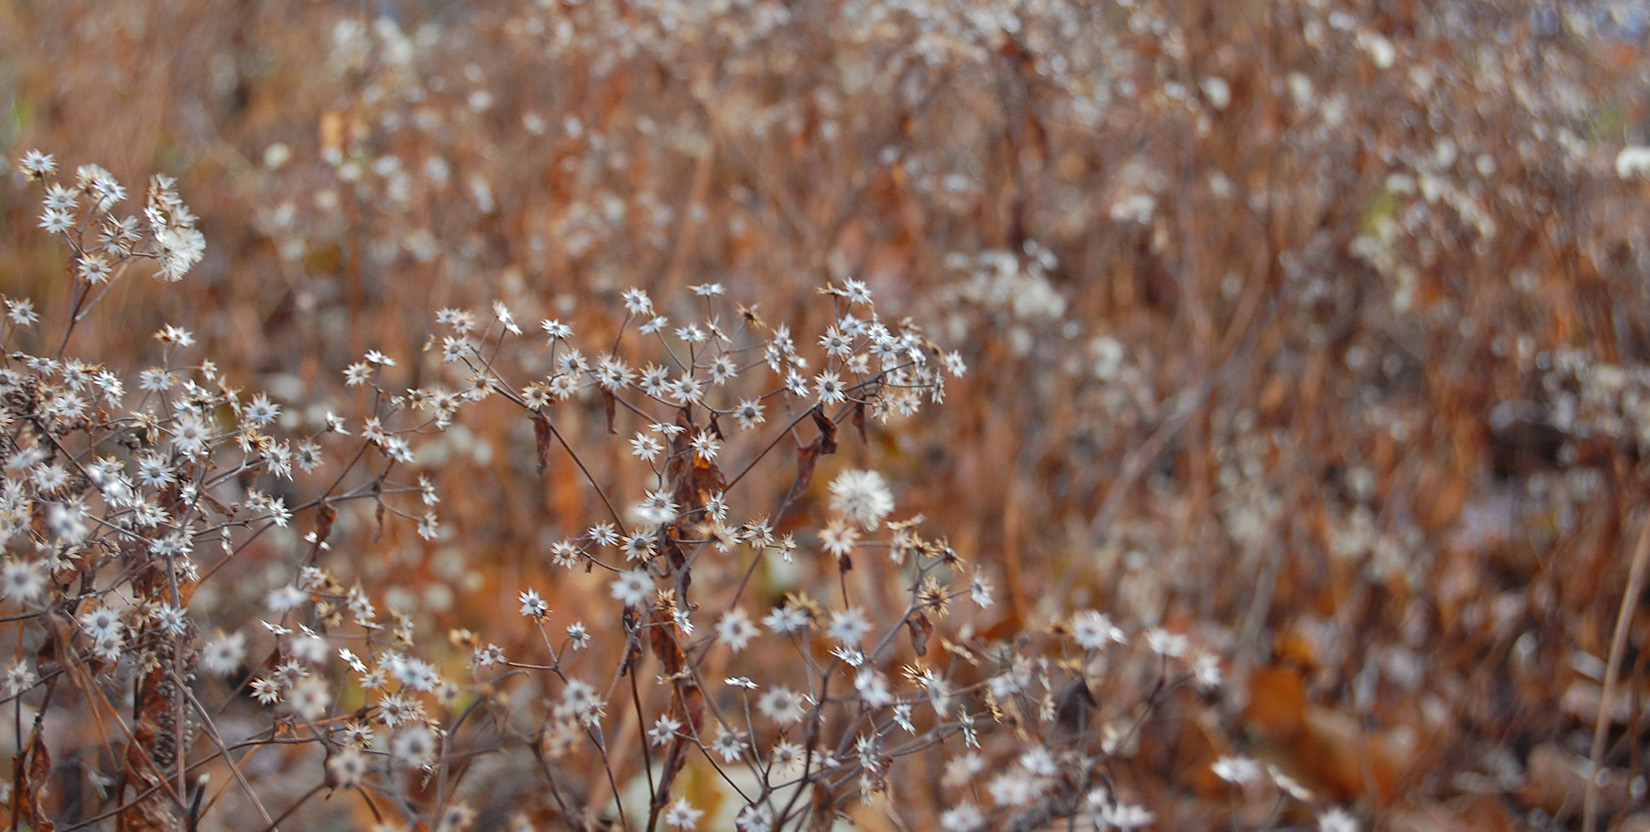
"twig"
169,668,279,831
1585,512,1650,832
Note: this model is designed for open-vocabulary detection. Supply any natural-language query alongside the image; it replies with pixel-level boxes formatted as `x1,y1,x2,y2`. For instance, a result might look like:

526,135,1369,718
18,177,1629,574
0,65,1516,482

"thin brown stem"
1585,512,1650,832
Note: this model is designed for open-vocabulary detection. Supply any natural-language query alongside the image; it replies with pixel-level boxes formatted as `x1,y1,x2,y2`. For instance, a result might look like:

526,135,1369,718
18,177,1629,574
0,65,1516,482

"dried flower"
829,470,894,530
716,608,759,652
611,569,655,608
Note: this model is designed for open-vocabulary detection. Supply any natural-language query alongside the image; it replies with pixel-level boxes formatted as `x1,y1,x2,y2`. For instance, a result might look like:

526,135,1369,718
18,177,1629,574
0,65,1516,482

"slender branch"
1585,512,1650,832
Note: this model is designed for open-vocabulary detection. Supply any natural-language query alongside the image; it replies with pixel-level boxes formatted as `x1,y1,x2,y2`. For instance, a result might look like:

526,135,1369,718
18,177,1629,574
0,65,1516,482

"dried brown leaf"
533,414,553,475
907,613,932,657
812,406,838,456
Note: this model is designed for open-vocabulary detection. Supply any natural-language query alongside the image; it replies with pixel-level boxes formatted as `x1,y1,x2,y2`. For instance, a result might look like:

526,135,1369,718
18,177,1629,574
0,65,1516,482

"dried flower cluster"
5,0,1650,830
0,155,1346,832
